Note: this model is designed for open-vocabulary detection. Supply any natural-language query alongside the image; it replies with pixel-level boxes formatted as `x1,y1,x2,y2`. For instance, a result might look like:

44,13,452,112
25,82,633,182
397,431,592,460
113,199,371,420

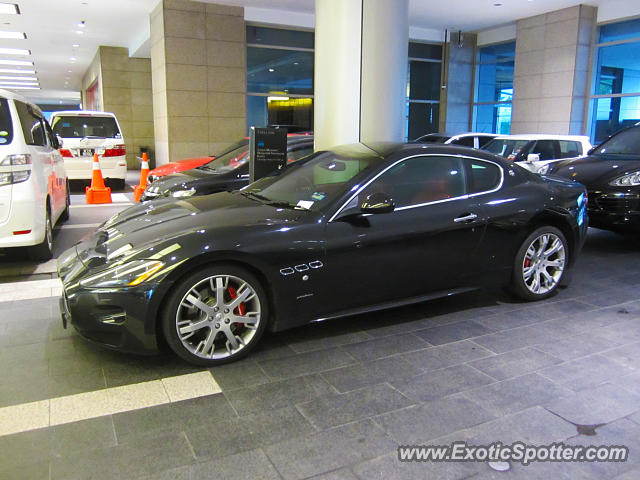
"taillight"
103,145,126,157
59,149,73,157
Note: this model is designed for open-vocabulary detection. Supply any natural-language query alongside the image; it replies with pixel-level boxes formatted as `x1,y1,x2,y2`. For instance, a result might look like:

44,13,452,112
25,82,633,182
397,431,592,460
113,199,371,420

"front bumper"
57,246,161,354
587,190,640,232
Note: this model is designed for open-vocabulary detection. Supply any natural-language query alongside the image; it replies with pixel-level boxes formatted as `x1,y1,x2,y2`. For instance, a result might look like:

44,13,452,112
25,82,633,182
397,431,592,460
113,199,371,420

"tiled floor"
1,178,640,479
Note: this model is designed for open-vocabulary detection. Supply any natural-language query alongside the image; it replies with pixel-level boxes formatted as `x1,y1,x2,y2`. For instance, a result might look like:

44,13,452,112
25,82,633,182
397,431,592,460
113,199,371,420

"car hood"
552,155,640,187
97,191,310,256
147,166,244,193
149,157,213,177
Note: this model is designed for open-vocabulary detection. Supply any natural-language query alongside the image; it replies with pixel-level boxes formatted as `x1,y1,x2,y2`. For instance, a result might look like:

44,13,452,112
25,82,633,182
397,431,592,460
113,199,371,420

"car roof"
492,134,591,142
50,110,117,117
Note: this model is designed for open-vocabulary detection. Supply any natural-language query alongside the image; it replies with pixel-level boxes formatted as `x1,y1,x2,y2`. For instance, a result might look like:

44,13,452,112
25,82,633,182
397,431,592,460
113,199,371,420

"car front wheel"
511,226,567,301
162,265,268,366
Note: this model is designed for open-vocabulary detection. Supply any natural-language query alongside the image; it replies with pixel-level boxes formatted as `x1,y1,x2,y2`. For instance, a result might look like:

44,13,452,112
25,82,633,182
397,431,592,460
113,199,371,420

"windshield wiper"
240,191,302,209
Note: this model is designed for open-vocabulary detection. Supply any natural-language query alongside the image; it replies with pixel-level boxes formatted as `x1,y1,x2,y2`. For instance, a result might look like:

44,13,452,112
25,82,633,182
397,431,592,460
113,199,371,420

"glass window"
478,135,496,148
362,156,466,208
287,144,314,163
477,42,516,63
530,140,558,161
247,47,314,96
0,97,13,145
15,101,46,146
51,115,120,139
473,103,512,135
590,95,640,143
475,61,514,103
247,26,314,49
406,42,442,141
482,138,531,160
454,136,475,148
594,41,640,96
593,126,640,155
558,141,582,157
599,17,640,43
466,159,501,194
408,102,440,141
409,61,441,101
409,42,442,60
198,144,250,173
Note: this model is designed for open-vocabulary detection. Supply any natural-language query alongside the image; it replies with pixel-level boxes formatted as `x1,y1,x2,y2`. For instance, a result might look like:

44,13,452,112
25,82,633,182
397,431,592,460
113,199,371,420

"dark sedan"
140,134,314,201
547,124,640,232
58,143,588,365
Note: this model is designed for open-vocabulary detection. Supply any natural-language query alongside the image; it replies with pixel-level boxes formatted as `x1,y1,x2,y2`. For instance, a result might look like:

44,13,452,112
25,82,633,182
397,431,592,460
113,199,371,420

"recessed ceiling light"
72,43,79,48
3,86,40,90
70,57,76,61
75,30,83,35
77,20,85,28
0,31,25,39
0,47,30,55
0,3,20,15
0,75,37,80
0,68,35,74
268,68,275,72
0,59,33,66
0,80,39,85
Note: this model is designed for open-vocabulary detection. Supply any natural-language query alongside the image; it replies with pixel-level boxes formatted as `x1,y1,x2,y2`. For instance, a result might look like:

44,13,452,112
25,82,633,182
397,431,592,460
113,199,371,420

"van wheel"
59,180,70,222
29,208,54,261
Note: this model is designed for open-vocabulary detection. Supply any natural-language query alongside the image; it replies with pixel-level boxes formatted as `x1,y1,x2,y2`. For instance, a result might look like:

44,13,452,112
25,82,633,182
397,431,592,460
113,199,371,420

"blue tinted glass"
473,103,511,134
246,26,314,49
599,18,640,43
477,41,515,63
475,61,514,103
595,41,640,95
247,95,268,133
247,47,314,95
590,96,640,144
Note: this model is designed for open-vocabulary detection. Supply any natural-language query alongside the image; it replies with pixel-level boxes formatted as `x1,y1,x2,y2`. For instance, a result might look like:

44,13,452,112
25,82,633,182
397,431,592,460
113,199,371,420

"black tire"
28,206,54,261
59,180,70,222
110,178,125,190
511,226,568,301
161,264,269,366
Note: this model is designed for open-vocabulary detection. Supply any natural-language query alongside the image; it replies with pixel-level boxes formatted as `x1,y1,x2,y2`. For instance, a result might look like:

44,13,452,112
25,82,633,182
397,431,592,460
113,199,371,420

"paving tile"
341,333,430,362
284,323,373,354
264,419,397,480
599,341,640,369
225,373,335,416
49,416,117,457
0,399,49,436
190,448,282,480
260,347,356,379
50,444,121,480
186,406,314,460
161,370,221,402
47,370,107,398
400,340,495,371
611,371,640,397
374,395,496,444
0,427,52,470
534,332,622,361
320,355,423,393
296,383,414,429
545,382,640,425
208,361,271,391
469,347,562,380
591,319,640,345
539,354,636,391
414,320,494,346
474,311,548,331
471,324,561,354
310,468,359,480
0,460,50,480
113,403,181,444
390,364,496,403
461,373,573,417
170,393,238,431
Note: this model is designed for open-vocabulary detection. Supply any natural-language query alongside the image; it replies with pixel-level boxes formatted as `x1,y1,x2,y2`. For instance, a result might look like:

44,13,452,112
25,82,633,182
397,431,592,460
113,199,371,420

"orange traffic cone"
133,152,150,202
85,153,112,204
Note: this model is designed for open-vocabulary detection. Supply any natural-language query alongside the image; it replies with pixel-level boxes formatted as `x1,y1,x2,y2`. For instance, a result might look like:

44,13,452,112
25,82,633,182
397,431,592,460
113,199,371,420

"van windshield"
51,115,121,139
0,98,13,145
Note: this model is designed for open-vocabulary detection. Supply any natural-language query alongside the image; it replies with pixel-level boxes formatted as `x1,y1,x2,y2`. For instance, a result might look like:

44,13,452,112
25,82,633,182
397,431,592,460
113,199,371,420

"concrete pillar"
314,0,408,150
511,5,596,135
151,0,246,166
81,46,154,168
442,32,476,133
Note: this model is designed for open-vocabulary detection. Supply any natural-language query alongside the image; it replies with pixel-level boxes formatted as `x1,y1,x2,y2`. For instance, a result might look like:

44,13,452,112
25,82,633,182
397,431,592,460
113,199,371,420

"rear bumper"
0,192,44,248
65,156,127,180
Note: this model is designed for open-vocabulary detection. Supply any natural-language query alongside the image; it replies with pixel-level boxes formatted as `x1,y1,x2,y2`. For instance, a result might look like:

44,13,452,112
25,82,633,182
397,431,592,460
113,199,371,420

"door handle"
454,213,478,223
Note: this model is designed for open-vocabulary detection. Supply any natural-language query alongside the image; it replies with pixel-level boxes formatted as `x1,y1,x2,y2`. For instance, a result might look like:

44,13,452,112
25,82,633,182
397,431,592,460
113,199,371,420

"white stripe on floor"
0,371,221,437
0,278,62,302
70,202,133,209
56,223,102,230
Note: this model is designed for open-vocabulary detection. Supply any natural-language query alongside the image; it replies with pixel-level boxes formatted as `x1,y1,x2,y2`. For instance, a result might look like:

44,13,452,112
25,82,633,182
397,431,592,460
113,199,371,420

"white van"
50,110,126,189
0,89,69,260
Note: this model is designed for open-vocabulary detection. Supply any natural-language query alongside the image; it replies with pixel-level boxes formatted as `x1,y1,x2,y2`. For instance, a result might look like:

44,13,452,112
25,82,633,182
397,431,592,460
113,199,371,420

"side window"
558,141,581,158
531,140,558,160
465,159,502,194
15,101,46,146
361,155,466,208
478,136,494,148
43,118,57,148
455,137,475,148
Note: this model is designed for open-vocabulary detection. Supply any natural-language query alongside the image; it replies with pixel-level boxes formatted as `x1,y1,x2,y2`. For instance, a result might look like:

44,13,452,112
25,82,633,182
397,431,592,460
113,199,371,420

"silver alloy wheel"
522,232,565,295
45,213,53,251
175,274,261,360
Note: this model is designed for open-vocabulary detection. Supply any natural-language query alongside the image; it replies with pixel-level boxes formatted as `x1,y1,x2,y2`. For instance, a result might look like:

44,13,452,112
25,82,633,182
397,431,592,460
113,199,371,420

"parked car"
483,134,592,174
141,134,314,201
547,124,640,233
0,89,69,260
58,142,587,365
414,132,498,149
50,110,127,189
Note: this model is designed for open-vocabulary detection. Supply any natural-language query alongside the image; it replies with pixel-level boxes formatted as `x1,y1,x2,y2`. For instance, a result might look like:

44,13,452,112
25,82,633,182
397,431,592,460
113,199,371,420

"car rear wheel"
511,226,567,301
59,180,70,222
28,207,53,261
161,265,268,366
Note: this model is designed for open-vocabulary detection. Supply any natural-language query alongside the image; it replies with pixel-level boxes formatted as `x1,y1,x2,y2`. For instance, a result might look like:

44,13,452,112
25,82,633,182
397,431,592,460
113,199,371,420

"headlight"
79,260,164,288
537,164,550,175
610,171,640,186
171,188,196,198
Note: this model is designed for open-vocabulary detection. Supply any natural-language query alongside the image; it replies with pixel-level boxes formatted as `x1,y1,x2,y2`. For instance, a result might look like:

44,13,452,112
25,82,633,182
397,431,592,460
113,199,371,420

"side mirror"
56,135,63,149
360,192,395,214
527,153,540,163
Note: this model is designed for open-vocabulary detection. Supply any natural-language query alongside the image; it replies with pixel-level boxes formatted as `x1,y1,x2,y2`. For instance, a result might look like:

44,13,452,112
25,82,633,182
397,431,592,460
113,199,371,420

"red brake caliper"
227,286,246,328
524,258,531,268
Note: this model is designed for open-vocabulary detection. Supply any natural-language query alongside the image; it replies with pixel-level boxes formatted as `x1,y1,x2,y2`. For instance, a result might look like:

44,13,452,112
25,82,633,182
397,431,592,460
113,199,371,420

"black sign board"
249,126,288,182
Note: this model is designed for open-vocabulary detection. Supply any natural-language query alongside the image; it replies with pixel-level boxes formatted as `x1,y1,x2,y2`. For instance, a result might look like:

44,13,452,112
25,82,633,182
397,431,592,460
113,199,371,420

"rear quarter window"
15,100,46,146
466,159,502,194
0,97,13,145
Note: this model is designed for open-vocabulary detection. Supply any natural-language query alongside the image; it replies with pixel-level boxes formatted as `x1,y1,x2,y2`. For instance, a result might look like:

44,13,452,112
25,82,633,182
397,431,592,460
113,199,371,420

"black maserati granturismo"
58,142,588,365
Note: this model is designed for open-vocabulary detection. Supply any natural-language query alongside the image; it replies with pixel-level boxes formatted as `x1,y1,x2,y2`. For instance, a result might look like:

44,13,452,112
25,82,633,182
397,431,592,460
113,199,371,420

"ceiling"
0,0,629,105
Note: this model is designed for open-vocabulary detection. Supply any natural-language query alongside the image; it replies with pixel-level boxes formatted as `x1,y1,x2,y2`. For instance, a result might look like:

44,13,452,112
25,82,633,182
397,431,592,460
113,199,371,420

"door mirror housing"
360,192,395,214
527,153,540,163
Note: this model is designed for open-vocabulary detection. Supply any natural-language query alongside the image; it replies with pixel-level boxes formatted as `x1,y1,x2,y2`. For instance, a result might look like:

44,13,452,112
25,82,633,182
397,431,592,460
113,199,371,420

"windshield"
241,150,379,211
199,144,249,172
483,139,531,160
0,98,13,145
593,127,640,156
51,115,121,139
